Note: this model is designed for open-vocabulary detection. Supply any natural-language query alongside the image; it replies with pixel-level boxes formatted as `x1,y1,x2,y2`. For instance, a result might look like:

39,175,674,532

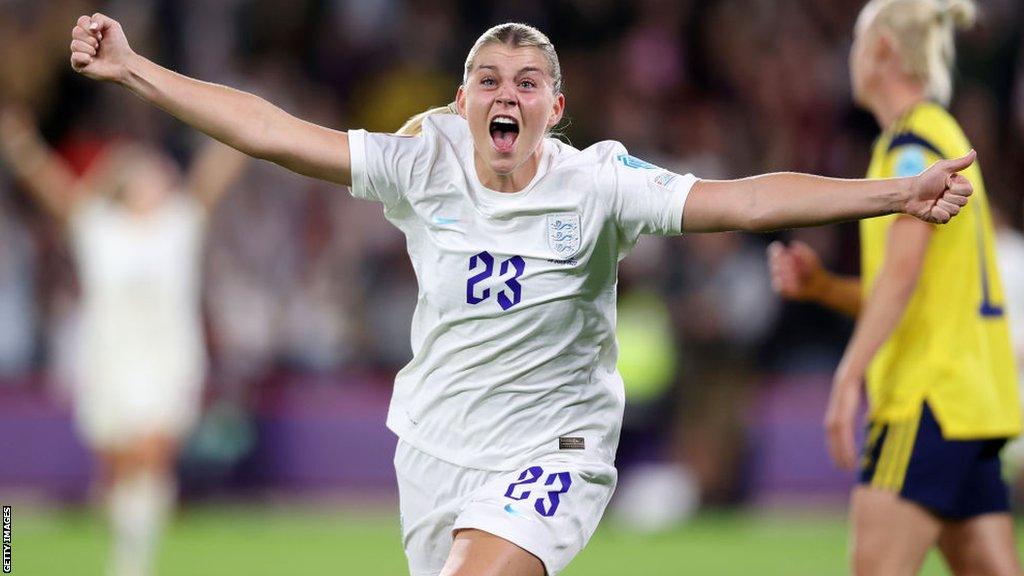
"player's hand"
903,150,976,224
70,13,136,83
767,240,826,302
824,378,861,471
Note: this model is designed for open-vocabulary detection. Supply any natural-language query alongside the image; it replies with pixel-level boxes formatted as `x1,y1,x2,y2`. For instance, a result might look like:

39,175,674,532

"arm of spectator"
824,217,932,470
0,105,83,225
70,13,352,186
768,240,862,317
682,155,974,232
185,139,249,212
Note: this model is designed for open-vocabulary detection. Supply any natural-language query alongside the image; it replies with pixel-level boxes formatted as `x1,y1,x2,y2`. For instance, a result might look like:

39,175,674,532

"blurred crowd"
2,0,1024,505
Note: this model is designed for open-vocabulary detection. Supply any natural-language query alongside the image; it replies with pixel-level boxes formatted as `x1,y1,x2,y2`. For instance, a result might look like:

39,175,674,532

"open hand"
70,13,135,83
824,378,861,471
903,150,976,224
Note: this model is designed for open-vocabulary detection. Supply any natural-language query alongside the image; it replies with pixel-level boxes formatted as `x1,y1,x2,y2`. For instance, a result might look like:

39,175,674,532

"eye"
519,79,537,89
481,77,496,87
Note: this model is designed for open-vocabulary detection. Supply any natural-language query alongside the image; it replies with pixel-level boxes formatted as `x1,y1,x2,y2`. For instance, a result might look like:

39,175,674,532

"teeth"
492,117,517,125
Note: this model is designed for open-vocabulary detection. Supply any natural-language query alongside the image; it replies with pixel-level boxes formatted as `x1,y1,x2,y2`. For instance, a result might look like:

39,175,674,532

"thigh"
440,529,544,576
850,486,942,576
938,513,1022,576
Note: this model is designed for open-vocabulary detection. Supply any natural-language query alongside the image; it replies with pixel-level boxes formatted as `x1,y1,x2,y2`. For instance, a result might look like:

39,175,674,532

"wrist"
804,269,832,303
832,359,865,389
895,177,914,215
118,53,145,87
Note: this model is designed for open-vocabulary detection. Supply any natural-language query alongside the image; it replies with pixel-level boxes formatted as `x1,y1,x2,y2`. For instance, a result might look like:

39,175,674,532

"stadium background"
1,0,1023,574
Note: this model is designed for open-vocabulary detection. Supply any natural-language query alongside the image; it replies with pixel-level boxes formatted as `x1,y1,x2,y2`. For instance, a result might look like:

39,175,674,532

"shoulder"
547,139,641,172
420,113,471,148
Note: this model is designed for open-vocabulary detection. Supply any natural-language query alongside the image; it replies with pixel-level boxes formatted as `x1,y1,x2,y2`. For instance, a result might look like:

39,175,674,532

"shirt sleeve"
602,149,697,244
347,129,430,209
887,131,945,177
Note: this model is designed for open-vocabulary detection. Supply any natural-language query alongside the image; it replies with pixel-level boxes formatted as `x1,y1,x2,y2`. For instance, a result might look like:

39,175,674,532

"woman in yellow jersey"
769,0,1023,574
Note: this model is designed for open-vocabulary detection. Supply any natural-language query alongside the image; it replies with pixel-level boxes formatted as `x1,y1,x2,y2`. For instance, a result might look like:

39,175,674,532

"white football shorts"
74,375,202,450
394,439,616,576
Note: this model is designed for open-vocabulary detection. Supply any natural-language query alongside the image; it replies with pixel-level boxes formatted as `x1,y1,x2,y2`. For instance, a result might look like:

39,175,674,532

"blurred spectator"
0,185,37,377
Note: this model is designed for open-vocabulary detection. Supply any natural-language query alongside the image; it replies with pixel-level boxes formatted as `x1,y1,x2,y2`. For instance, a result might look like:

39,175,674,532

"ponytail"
395,102,459,136
866,0,978,105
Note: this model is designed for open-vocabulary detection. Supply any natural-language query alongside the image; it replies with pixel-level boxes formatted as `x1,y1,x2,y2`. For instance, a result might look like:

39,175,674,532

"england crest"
547,213,581,258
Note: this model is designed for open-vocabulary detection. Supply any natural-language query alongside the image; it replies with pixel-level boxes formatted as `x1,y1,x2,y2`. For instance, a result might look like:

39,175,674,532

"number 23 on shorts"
504,466,573,517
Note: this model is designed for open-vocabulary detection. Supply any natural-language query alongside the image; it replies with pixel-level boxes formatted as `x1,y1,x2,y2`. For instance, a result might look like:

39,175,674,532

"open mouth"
489,115,519,154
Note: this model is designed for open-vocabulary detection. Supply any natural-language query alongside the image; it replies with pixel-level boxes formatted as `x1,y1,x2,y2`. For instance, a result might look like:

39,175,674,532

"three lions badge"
547,213,581,259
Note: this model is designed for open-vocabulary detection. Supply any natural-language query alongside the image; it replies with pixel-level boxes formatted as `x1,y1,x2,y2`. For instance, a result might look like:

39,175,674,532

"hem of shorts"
452,514,558,576
896,491,967,521
902,488,1011,521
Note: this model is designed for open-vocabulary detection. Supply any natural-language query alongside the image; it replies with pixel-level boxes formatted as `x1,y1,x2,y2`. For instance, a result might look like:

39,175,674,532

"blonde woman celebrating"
770,1,1022,574
71,14,975,576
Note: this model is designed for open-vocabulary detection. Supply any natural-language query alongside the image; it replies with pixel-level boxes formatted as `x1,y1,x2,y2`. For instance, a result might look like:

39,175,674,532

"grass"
8,504,1023,575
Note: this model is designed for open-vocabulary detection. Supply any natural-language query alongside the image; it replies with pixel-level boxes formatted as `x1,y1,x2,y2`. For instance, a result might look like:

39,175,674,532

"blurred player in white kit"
0,106,245,576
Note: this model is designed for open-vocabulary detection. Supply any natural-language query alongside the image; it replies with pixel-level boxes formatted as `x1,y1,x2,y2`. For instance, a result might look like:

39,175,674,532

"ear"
455,86,468,118
874,30,898,68
547,93,565,129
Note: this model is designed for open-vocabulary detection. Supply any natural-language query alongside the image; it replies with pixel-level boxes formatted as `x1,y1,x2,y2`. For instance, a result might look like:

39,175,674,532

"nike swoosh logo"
433,216,459,225
503,503,520,515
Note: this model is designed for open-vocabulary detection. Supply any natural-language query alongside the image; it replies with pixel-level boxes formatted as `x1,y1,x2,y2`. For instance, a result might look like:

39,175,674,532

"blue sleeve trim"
887,132,944,159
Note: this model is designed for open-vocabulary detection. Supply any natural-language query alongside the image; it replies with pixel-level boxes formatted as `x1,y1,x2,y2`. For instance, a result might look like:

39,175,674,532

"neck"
870,80,927,131
474,146,544,193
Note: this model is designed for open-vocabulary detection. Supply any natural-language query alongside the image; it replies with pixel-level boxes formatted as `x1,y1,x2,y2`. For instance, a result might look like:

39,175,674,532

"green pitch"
9,505,1022,575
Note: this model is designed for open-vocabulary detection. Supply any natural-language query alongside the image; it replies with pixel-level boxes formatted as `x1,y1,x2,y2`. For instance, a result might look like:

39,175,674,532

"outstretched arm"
185,140,249,211
70,13,351,186
682,151,976,233
0,106,82,224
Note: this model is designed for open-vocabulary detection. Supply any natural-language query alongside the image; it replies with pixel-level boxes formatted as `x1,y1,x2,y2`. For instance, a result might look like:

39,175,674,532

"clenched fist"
70,13,136,83
903,150,976,224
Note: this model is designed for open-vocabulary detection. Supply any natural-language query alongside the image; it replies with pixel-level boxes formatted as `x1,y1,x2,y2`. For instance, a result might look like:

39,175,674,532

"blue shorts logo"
617,154,659,170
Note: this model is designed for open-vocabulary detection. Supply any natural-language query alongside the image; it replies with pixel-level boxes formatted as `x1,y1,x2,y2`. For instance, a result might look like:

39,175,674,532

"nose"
495,85,517,108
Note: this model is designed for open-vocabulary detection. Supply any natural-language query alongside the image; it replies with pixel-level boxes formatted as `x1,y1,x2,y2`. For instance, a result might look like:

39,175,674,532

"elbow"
225,93,279,162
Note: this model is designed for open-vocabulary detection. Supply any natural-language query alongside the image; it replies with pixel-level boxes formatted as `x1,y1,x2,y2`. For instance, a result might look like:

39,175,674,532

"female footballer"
69,15,976,576
769,1,1022,574
0,107,245,576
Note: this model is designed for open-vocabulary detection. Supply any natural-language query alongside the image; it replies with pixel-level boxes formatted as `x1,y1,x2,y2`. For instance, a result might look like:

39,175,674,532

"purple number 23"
504,466,573,517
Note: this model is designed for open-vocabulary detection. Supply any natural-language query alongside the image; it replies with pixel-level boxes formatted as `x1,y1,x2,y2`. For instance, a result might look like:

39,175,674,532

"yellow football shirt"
860,102,1022,439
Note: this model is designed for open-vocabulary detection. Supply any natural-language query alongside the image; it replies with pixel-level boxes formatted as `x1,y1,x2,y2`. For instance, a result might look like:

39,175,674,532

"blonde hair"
395,103,458,136
861,0,977,105
396,23,562,136
463,23,562,95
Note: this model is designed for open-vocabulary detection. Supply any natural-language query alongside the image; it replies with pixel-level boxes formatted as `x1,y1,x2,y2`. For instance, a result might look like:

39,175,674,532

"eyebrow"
477,65,544,75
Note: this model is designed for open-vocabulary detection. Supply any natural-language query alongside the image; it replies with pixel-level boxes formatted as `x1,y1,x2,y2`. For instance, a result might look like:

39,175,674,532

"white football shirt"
70,195,207,396
348,115,696,470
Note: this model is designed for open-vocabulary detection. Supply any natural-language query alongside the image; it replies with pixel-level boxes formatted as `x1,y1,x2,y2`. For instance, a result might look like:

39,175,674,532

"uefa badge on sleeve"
547,213,581,259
